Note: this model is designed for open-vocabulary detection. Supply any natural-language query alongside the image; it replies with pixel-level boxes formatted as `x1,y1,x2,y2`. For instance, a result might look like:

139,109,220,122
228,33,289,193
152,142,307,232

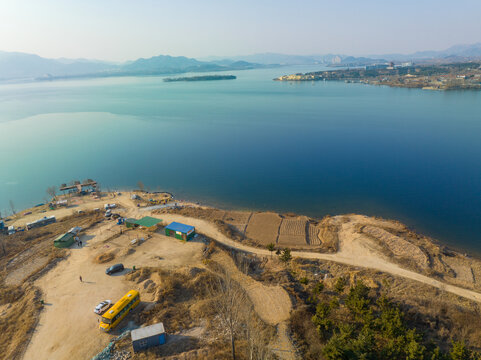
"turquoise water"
1,66,480,252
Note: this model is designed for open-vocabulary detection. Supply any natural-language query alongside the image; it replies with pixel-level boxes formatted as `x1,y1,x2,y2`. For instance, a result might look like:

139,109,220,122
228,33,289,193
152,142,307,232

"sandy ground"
22,221,204,360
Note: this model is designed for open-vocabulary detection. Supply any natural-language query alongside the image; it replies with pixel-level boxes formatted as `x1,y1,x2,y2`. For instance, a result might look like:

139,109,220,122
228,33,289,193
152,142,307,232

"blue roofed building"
165,221,195,241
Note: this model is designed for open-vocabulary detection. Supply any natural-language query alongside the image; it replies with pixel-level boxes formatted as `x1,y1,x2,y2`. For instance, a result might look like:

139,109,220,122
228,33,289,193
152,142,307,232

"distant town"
275,62,481,90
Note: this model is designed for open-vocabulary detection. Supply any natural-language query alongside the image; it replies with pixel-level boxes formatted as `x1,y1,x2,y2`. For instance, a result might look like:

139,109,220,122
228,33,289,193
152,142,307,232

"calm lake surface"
1,66,480,252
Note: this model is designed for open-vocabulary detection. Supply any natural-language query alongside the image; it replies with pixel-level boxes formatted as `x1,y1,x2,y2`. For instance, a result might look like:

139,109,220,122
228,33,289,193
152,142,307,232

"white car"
94,300,112,315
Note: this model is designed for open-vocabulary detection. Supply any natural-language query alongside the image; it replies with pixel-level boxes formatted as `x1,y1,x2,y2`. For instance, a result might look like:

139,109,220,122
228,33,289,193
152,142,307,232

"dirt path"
271,322,299,360
211,252,297,360
211,252,291,325
157,213,481,304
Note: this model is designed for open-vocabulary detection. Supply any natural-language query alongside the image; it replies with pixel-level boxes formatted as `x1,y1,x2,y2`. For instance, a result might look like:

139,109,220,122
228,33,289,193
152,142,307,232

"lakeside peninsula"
163,74,236,82
3,188,481,359
275,62,481,90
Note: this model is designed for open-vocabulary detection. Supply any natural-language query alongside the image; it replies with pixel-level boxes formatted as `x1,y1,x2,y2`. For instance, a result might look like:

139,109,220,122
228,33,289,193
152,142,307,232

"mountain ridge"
1,42,480,81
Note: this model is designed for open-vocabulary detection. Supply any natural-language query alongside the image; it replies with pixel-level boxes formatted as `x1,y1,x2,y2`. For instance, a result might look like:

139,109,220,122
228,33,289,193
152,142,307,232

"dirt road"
157,213,481,304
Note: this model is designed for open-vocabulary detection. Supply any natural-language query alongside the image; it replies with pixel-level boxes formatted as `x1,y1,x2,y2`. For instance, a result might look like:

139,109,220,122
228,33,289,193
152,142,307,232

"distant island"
163,75,236,82
274,62,481,90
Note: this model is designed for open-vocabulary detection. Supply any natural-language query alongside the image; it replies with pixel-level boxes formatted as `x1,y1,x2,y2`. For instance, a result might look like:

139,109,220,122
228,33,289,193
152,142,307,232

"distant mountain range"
203,43,481,66
0,52,266,81
1,42,480,82
367,43,481,62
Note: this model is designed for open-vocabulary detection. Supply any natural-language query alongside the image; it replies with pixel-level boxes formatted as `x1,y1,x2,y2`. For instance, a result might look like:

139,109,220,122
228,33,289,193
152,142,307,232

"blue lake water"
1,66,480,252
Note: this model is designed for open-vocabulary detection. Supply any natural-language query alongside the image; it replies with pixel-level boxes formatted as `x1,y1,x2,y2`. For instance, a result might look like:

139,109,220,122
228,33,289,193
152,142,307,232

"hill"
0,51,265,81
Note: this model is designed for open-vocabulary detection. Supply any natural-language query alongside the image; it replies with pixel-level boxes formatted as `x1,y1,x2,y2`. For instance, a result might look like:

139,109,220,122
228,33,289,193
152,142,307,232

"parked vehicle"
104,204,117,210
26,215,56,230
69,226,83,235
94,300,112,315
106,263,124,275
99,290,140,332
8,226,15,235
105,210,112,218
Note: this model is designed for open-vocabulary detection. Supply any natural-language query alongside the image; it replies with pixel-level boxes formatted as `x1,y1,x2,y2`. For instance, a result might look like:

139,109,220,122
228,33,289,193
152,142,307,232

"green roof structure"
134,216,162,228
54,232,75,248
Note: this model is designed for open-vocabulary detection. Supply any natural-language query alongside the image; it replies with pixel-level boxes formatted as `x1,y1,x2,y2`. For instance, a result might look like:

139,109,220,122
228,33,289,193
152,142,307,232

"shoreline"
4,189,480,260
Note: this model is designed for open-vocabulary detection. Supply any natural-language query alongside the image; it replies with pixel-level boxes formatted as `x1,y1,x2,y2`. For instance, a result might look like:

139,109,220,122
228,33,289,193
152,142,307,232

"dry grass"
0,212,105,360
214,219,245,242
93,251,116,264
0,285,42,360
223,211,252,225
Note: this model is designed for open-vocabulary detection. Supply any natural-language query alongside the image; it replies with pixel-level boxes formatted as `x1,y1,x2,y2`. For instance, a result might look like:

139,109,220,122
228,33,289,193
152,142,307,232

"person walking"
79,275,83,282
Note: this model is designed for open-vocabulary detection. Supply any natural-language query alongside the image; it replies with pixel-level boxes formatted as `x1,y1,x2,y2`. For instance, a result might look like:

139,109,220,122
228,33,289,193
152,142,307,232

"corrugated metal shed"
131,322,166,352
131,323,165,341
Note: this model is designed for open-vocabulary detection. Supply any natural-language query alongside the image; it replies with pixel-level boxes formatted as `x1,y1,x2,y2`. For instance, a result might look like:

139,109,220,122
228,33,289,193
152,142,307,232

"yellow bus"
99,290,140,332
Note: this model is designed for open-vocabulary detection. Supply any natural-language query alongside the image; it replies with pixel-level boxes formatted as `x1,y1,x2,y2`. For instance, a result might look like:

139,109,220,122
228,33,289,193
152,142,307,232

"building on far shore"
165,222,195,241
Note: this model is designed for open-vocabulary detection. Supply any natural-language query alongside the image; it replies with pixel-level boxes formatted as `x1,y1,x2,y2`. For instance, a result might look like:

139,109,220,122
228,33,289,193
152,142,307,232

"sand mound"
93,251,116,264
119,247,136,257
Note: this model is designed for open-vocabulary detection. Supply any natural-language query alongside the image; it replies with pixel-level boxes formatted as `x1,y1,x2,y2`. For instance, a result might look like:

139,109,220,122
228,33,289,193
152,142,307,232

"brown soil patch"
279,217,307,236
307,223,320,245
245,212,282,246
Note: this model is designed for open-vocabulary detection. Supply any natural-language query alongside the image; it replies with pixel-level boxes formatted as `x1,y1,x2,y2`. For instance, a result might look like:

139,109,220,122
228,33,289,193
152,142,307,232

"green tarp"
54,232,75,248
134,216,162,228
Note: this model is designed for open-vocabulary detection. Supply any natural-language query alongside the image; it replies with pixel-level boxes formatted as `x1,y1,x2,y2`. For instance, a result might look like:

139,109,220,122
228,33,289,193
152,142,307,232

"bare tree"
137,181,145,192
46,186,57,200
9,200,16,215
243,305,273,360
210,270,247,360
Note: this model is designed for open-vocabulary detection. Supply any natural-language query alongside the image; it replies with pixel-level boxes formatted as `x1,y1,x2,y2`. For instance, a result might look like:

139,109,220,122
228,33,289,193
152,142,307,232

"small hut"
165,222,195,241
54,232,75,248
131,322,166,352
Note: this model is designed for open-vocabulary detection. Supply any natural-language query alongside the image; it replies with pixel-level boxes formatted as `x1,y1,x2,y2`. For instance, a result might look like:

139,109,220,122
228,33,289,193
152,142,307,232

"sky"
0,0,480,61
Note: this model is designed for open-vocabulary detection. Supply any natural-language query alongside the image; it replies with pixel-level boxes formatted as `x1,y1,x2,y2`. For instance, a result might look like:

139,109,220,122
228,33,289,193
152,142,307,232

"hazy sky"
1,0,480,61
